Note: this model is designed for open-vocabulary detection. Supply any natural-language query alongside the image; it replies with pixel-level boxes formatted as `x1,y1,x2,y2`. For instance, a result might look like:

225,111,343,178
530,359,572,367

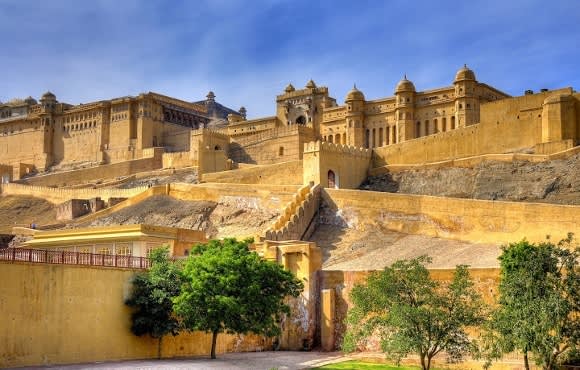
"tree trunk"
420,354,427,370
523,351,530,370
210,330,218,359
157,336,162,359
426,355,432,370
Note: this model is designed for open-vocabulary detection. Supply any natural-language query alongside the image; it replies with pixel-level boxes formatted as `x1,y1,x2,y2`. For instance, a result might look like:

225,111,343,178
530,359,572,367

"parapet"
303,140,372,158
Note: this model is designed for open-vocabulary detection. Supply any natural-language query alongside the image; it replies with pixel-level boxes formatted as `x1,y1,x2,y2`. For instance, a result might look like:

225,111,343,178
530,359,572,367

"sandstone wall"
323,189,580,245
0,183,147,204
228,126,316,165
303,141,372,189
19,148,164,187
372,88,578,167
200,160,303,185
319,268,499,351
0,262,268,368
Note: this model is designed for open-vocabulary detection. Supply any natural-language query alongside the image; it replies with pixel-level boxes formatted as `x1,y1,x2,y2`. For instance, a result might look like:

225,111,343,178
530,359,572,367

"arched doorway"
296,115,306,125
328,170,337,188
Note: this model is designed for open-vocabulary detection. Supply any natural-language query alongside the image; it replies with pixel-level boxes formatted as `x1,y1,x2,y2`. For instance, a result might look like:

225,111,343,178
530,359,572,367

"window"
279,146,284,156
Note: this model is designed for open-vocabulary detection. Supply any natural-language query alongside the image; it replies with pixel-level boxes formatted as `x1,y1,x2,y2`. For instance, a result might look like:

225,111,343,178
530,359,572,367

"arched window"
342,133,346,145
451,116,456,130
335,134,340,144
442,117,447,132
416,121,421,138
365,129,370,148
434,119,438,133
378,128,383,147
425,120,430,135
328,135,333,143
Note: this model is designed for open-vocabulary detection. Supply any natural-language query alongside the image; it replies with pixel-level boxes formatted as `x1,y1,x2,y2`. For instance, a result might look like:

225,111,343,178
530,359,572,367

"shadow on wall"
228,142,257,164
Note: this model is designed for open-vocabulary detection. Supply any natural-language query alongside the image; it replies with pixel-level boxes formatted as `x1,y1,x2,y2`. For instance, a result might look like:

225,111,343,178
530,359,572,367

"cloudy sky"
1,0,579,117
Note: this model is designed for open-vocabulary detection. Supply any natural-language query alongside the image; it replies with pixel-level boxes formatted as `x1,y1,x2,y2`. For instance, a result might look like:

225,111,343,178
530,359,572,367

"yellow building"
23,224,206,257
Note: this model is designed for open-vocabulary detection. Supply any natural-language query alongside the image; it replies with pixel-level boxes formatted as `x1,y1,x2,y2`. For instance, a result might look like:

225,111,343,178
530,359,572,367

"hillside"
72,195,279,239
361,153,580,205
0,196,57,234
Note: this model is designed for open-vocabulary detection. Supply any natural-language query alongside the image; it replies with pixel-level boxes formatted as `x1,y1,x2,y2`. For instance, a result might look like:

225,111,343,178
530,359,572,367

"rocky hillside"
73,195,278,239
361,153,580,205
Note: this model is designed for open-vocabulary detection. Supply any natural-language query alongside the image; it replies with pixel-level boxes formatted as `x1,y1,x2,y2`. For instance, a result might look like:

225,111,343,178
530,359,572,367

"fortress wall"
323,189,580,245
0,262,268,368
18,155,163,187
168,183,299,211
162,151,197,169
228,126,317,165
200,160,303,185
0,183,148,204
369,145,580,175
319,268,500,351
265,183,321,241
372,89,577,167
303,141,372,189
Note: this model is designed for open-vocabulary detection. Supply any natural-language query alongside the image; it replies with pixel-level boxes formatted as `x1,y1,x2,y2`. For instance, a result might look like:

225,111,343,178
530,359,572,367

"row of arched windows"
415,116,456,138
64,121,97,132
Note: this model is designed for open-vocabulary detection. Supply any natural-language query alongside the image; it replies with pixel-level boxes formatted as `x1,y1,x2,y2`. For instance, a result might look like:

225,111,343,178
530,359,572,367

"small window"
279,146,284,156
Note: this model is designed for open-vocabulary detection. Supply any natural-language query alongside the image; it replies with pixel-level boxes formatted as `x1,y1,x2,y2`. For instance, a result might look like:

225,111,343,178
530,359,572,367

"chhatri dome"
305,79,317,89
454,64,476,82
284,83,295,93
345,84,365,101
395,75,416,93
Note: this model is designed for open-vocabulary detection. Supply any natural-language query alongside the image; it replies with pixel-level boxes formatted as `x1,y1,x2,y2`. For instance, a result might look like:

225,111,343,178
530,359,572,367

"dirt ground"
0,195,57,234
73,195,279,239
310,223,502,270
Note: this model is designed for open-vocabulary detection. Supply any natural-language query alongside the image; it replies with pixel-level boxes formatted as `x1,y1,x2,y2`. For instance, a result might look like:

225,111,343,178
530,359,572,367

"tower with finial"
344,84,365,147
453,64,478,127
394,75,416,142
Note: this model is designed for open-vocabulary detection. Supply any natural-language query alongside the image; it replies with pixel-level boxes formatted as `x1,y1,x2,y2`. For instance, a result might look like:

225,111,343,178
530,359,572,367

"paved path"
22,351,347,370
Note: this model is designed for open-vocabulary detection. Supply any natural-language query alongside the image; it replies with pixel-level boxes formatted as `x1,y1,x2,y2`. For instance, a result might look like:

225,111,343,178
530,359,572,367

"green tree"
173,238,303,359
480,235,580,370
125,247,183,359
342,256,486,370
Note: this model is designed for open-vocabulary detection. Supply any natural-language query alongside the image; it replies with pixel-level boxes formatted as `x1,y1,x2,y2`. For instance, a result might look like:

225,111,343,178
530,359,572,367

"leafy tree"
173,238,303,359
125,247,183,359
480,234,580,370
342,256,486,370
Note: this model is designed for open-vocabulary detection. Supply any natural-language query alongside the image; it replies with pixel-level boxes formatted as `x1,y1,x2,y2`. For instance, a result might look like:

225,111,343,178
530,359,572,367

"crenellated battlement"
303,140,372,158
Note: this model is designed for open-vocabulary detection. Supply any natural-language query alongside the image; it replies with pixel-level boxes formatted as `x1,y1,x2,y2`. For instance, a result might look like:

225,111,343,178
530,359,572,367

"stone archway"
296,115,306,125
328,170,337,188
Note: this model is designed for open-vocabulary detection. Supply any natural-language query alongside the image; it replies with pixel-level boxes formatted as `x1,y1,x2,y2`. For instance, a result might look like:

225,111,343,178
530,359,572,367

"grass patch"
315,360,425,369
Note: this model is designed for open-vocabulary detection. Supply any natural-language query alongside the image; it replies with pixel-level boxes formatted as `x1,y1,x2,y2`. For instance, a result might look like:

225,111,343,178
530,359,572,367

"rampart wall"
323,189,580,244
228,126,316,165
319,268,500,352
19,148,164,187
200,160,303,185
369,145,580,175
0,183,147,204
0,262,268,368
303,141,371,189
162,151,197,169
265,183,321,241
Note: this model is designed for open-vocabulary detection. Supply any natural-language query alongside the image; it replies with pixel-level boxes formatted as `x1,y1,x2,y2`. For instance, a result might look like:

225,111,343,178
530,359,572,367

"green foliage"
343,256,486,370
125,247,183,358
315,360,438,369
479,234,580,370
173,238,303,359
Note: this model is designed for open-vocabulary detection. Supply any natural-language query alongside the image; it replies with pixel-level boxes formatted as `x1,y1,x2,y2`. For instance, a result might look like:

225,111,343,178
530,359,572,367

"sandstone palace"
1,65,577,184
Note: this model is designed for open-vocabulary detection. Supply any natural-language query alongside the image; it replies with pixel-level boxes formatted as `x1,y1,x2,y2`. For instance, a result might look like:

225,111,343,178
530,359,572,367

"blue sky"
1,0,579,118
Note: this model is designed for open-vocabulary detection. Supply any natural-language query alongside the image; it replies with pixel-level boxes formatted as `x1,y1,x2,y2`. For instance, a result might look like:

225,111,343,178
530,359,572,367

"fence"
0,248,150,269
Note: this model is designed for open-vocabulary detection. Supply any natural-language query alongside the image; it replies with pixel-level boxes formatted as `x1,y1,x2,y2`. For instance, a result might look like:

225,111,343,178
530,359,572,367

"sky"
1,0,579,118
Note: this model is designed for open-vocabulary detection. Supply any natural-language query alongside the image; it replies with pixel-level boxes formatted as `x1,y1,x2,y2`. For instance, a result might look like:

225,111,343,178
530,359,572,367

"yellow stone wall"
200,160,303,185
303,141,372,189
0,262,269,368
324,189,580,245
319,268,499,351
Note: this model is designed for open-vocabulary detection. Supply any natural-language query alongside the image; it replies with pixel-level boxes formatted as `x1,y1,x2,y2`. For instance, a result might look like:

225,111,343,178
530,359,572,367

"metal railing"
0,248,150,269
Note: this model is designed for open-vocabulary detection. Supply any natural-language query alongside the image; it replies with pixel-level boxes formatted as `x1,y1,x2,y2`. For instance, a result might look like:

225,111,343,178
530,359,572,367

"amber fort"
0,65,579,368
